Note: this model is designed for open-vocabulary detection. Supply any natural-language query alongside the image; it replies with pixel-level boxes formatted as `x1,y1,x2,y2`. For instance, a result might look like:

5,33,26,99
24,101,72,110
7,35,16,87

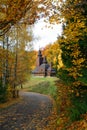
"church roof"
40,63,49,70
47,67,56,73
32,63,49,74
32,66,40,73
32,50,56,76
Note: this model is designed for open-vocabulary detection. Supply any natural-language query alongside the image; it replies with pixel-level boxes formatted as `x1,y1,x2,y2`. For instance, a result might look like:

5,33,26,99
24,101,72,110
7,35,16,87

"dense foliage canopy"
57,0,87,89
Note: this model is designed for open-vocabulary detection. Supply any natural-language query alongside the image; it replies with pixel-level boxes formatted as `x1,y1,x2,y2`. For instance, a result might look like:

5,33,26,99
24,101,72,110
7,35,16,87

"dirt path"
0,92,56,130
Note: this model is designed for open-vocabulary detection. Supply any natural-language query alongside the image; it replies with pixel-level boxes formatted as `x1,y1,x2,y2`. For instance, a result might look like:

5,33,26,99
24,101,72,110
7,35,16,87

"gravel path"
0,92,56,130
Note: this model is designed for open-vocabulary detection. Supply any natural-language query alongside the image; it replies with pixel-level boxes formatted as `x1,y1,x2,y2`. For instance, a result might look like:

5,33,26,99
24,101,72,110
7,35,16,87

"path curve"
0,91,55,130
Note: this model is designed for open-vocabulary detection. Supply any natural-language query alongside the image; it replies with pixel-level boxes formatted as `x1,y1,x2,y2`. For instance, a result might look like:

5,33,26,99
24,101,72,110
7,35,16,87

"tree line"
0,0,49,102
0,0,87,102
0,24,36,102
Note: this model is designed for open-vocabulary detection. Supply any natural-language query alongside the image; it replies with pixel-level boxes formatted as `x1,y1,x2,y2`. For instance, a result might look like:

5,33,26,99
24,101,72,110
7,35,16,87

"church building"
32,50,56,77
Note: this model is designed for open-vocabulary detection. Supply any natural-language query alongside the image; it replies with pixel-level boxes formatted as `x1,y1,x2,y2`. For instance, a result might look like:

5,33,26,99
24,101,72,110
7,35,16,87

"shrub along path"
0,91,56,130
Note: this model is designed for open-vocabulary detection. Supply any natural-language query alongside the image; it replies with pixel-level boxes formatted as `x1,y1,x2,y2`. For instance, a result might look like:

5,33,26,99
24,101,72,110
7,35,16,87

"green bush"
0,83,8,103
57,68,74,85
0,81,12,103
68,93,87,121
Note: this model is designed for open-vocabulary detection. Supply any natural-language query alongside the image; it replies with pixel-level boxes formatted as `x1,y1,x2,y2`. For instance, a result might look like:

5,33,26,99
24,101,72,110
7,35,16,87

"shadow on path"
0,92,56,130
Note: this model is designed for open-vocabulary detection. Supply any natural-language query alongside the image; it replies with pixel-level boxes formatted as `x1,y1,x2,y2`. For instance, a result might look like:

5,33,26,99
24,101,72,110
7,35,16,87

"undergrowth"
56,80,87,130
69,91,87,122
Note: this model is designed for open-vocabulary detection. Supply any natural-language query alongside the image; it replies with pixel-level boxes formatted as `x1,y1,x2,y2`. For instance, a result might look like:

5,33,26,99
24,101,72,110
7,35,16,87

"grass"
21,76,58,100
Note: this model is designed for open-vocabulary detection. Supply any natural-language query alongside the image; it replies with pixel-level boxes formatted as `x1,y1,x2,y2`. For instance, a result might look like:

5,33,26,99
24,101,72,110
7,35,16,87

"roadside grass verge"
21,76,58,100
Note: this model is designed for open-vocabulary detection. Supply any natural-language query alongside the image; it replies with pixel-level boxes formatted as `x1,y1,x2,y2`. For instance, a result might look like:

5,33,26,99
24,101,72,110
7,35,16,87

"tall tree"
57,0,87,89
9,24,33,88
0,34,14,102
0,23,34,100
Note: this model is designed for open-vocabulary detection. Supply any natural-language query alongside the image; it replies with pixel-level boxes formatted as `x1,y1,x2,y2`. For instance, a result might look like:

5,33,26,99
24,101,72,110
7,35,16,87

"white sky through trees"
32,19,63,50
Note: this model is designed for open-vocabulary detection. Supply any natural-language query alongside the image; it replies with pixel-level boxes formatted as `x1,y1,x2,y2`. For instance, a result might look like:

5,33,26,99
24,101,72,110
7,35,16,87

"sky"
32,19,63,50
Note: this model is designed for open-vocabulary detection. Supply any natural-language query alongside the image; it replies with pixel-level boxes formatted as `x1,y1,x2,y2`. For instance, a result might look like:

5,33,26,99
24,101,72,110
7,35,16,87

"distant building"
32,50,56,76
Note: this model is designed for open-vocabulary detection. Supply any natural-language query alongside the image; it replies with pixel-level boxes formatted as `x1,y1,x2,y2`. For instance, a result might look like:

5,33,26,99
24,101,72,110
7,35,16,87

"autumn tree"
42,41,63,73
27,50,37,71
9,24,34,94
0,23,34,100
0,0,55,101
0,33,15,102
0,0,53,36
56,0,87,90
